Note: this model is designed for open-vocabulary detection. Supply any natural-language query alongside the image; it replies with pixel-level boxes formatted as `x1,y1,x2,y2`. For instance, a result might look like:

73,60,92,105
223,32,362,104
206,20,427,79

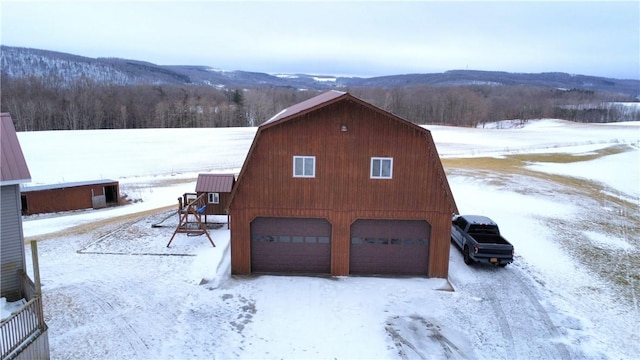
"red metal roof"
259,90,426,135
261,90,347,126
1,113,31,185
195,174,235,193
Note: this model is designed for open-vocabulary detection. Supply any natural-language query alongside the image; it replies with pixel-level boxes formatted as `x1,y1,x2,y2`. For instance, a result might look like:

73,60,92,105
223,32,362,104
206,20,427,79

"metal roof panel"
195,174,235,193
1,113,31,185
261,90,346,126
22,179,118,192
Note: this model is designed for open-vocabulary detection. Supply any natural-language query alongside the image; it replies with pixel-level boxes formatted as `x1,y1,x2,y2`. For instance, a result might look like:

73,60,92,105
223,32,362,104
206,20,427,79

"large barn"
228,91,458,278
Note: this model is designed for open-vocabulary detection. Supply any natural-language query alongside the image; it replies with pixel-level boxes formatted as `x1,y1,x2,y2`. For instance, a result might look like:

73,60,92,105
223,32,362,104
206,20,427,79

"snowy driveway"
30,212,595,359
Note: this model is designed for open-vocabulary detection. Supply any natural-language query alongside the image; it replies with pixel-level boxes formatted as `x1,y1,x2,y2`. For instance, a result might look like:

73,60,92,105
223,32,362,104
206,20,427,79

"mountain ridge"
1,45,638,97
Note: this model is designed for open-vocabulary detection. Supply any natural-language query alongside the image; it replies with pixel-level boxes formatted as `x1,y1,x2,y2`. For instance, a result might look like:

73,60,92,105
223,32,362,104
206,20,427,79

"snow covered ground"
15,119,640,359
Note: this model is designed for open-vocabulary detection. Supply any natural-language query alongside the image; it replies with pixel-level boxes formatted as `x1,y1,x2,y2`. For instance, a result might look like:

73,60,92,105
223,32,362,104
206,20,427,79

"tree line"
348,86,638,126
1,74,636,131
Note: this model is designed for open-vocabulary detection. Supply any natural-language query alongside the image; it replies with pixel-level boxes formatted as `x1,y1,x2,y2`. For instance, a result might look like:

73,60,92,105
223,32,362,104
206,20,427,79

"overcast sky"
1,1,639,79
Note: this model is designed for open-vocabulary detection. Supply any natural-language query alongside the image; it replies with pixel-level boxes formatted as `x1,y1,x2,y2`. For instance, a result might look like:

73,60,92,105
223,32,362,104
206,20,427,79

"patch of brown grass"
445,144,640,305
510,144,630,164
443,144,638,210
442,157,521,172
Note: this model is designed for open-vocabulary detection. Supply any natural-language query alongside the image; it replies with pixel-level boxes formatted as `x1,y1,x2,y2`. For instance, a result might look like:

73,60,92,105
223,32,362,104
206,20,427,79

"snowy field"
14,119,640,359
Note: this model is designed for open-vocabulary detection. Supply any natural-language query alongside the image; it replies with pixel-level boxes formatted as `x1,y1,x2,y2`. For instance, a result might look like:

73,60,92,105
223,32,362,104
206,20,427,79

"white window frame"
370,157,393,179
293,156,315,178
208,192,220,204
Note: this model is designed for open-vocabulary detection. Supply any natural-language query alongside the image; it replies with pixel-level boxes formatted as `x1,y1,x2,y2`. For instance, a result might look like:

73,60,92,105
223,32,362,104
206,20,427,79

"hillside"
2,45,638,96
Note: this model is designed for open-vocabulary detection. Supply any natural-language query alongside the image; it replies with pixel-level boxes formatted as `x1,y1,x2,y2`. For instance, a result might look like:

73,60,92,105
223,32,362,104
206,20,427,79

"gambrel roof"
260,90,429,135
1,113,31,185
228,91,458,214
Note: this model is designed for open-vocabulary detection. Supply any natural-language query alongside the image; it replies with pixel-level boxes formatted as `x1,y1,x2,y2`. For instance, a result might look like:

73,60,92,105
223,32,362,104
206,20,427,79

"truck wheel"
463,245,473,265
499,263,508,267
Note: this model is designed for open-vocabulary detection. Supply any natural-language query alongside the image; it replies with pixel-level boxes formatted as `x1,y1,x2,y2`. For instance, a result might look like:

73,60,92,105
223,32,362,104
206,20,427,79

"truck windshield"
468,224,499,235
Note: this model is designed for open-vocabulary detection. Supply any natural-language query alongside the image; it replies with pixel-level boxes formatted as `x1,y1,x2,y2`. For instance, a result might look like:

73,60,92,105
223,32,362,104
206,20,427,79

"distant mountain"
343,71,640,97
1,45,638,97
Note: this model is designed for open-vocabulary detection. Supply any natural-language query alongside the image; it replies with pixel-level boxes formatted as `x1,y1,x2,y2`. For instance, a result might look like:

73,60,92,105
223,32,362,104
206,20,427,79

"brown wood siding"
230,98,456,277
428,214,451,278
197,191,231,215
230,210,251,274
22,182,119,215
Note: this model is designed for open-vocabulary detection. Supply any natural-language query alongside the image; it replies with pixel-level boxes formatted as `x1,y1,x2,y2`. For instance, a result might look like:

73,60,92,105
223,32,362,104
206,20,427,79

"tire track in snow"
385,315,472,360
504,267,572,359
457,263,516,356
84,285,150,356
450,241,573,359
448,243,515,357
470,264,571,359
481,284,515,354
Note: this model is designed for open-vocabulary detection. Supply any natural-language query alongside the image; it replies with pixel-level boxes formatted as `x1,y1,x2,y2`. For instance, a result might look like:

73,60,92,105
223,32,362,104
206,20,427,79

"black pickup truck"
451,215,514,267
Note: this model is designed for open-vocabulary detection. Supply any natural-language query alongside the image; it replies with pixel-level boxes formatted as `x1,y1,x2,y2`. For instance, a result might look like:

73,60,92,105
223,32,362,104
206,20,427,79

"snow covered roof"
195,174,234,193
0,113,31,185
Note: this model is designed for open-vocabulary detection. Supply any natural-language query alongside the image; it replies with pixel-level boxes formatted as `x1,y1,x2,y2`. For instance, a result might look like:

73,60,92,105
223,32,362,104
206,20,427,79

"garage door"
251,217,331,274
350,219,430,275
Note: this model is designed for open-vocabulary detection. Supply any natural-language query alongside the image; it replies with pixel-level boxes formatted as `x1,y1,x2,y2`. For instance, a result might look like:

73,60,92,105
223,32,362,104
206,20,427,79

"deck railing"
0,271,48,360
180,192,206,211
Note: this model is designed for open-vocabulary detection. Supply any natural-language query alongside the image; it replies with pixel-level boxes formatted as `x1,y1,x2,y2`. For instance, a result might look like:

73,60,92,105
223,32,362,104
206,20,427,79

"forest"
1,74,637,131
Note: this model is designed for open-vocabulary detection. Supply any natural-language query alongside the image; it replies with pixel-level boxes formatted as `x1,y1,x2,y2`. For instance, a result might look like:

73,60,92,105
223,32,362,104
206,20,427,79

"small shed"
195,173,235,217
21,179,120,215
228,91,458,278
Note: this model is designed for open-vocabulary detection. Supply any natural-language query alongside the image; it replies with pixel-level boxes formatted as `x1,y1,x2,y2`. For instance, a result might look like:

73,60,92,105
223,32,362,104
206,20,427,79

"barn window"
208,192,220,204
371,157,393,179
293,156,315,177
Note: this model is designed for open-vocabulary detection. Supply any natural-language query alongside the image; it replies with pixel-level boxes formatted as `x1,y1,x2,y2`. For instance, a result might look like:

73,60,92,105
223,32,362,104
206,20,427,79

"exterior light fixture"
341,125,348,132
